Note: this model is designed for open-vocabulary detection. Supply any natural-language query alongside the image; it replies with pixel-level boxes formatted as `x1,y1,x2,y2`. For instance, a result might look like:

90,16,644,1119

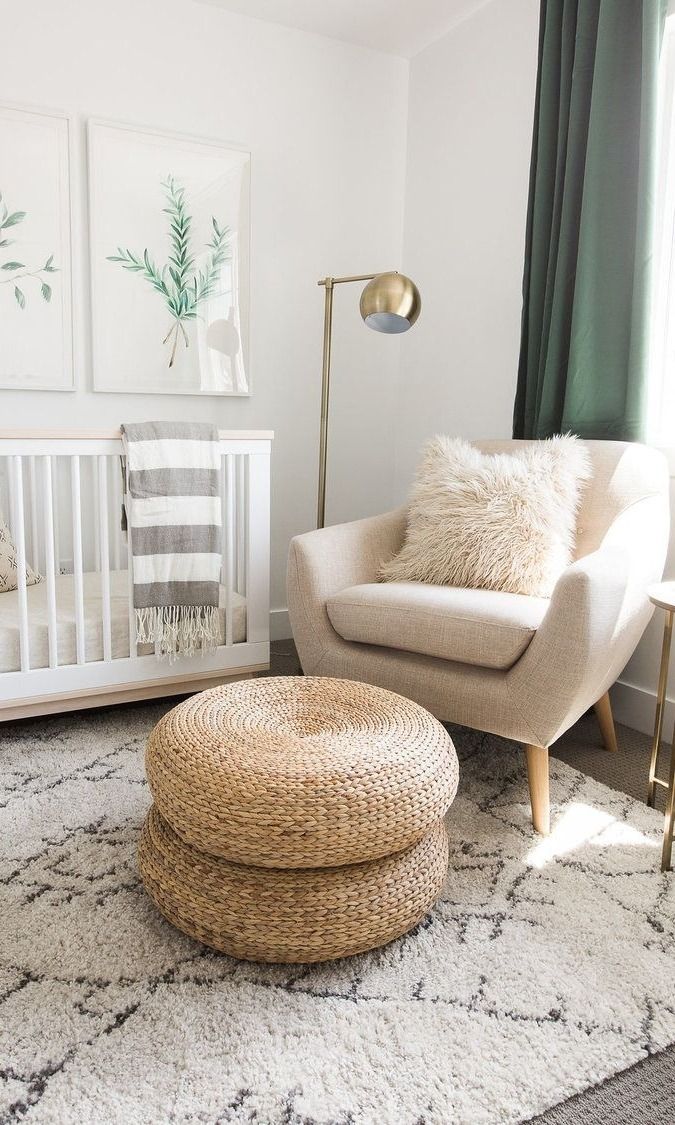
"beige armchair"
287,440,670,835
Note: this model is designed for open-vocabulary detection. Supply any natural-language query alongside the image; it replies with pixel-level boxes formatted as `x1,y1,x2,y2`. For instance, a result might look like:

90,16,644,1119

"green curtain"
513,0,668,441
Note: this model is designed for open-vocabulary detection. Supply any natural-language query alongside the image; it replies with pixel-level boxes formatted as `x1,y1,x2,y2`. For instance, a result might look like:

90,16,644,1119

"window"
649,13,675,444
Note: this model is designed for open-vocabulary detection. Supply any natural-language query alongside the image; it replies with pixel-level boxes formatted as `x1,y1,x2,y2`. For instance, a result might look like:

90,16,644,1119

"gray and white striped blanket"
121,421,221,659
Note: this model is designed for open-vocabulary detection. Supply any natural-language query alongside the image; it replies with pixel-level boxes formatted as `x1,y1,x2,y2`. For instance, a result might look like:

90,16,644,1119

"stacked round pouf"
138,676,459,963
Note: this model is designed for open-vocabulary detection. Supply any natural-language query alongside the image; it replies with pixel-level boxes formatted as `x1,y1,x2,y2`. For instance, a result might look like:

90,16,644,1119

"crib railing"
0,430,272,715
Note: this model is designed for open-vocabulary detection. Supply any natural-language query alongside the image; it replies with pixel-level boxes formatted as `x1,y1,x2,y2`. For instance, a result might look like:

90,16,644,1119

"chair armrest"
287,508,407,671
508,493,669,747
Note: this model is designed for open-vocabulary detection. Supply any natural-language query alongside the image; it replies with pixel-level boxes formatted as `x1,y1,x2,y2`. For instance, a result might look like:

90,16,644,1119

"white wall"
0,0,409,625
395,0,539,494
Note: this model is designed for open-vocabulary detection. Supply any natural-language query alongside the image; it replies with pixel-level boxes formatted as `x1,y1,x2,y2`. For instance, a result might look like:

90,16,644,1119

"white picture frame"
0,105,74,391
88,119,251,396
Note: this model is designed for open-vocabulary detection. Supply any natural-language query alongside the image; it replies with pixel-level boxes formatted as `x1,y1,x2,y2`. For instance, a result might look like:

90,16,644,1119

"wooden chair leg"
594,691,618,753
524,744,550,835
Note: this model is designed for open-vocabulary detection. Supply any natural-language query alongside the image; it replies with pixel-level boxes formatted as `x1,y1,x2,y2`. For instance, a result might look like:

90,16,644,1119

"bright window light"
648,13,675,444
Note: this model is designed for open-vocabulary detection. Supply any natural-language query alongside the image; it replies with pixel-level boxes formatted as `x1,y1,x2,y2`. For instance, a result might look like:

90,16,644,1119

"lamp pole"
317,277,334,530
315,271,420,529
316,274,379,529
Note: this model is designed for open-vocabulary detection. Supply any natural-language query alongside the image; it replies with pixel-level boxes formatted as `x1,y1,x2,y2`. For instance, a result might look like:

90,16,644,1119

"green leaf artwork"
107,175,230,367
0,190,58,308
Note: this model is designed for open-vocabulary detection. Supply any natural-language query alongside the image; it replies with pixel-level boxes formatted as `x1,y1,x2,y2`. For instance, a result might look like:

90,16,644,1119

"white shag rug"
1,704,674,1125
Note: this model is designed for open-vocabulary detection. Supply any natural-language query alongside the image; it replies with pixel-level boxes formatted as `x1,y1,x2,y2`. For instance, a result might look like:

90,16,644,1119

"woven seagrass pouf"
139,676,459,962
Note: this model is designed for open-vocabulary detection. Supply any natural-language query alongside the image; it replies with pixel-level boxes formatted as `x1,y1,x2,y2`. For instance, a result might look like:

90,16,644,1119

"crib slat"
126,515,136,658
98,455,112,662
246,451,270,644
224,453,234,646
52,456,60,575
236,455,246,596
2,461,9,533
28,456,39,573
71,456,86,665
42,455,58,668
111,457,121,571
121,453,136,658
10,457,30,672
93,457,101,571
0,462,6,538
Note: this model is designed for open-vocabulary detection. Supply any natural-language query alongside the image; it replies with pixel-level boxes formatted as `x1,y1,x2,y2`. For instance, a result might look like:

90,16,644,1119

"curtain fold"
513,0,668,441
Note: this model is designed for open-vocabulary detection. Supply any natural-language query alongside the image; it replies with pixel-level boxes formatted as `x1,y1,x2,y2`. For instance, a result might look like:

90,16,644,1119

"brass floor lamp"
316,270,421,528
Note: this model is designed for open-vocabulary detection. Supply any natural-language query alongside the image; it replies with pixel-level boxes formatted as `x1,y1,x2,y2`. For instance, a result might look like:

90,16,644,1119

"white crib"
0,429,272,721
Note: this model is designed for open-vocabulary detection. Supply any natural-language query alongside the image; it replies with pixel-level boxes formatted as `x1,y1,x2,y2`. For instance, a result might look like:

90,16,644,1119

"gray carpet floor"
268,641,675,1125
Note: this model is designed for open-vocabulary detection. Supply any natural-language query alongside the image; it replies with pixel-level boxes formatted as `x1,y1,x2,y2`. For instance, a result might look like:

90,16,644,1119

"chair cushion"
326,582,549,670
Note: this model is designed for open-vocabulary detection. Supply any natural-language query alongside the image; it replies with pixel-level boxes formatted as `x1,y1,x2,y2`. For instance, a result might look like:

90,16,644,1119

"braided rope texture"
140,677,459,962
139,806,450,963
145,677,459,867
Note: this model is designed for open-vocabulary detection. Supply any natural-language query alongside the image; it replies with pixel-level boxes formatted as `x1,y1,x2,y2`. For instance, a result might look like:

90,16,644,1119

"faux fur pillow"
380,436,591,597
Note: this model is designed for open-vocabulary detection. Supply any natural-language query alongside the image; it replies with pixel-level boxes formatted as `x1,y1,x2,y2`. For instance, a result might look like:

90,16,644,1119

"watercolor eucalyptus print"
0,106,73,390
89,121,251,396
0,191,59,310
107,176,230,367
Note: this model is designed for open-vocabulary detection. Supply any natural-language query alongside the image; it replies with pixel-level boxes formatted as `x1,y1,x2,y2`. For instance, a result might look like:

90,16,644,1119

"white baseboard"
610,678,662,737
270,608,292,641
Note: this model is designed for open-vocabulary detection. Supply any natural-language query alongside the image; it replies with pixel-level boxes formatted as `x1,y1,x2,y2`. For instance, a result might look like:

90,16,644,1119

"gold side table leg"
662,724,675,872
648,610,673,808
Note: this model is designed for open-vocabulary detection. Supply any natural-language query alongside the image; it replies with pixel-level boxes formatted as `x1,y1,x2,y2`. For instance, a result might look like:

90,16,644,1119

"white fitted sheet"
0,570,246,673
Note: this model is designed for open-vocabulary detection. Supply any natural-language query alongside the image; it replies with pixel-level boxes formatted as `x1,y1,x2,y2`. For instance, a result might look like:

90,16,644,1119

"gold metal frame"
647,606,675,871
316,274,376,529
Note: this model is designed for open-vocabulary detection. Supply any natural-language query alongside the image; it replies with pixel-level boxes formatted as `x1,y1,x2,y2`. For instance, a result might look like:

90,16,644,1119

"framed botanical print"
88,119,251,395
0,105,73,390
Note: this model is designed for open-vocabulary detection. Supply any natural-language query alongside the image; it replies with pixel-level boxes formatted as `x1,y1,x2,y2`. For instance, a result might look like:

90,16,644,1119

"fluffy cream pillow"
380,436,591,597
0,517,43,593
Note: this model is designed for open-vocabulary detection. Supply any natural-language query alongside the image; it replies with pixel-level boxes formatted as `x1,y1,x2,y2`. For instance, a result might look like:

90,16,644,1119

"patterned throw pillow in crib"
0,517,43,593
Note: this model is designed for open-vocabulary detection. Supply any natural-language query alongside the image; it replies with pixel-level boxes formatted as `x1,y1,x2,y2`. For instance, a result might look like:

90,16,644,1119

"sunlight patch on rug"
525,801,660,869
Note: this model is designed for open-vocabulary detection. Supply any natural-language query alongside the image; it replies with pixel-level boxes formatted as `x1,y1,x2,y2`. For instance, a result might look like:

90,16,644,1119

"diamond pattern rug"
1,703,674,1124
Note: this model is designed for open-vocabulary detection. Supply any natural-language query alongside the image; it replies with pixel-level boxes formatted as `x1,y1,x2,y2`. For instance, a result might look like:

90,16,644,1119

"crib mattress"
0,570,247,674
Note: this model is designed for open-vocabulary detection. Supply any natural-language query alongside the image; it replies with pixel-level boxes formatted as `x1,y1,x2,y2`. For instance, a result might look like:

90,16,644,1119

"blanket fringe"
135,605,220,661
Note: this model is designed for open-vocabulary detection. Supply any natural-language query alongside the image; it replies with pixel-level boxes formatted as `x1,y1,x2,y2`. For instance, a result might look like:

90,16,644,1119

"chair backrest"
474,439,669,560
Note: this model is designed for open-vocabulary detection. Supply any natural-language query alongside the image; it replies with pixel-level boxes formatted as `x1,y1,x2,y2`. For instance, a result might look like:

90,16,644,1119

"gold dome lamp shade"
359,271,421,334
